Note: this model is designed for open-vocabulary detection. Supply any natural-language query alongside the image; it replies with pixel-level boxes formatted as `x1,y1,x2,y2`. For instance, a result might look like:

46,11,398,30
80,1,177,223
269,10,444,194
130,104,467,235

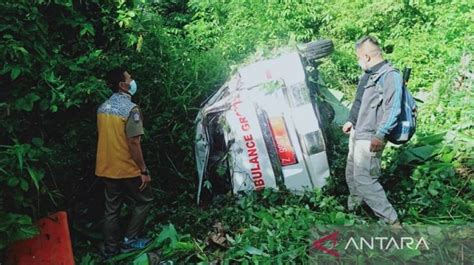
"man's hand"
139,173,151,191
370,137,384,152
342,122,353,134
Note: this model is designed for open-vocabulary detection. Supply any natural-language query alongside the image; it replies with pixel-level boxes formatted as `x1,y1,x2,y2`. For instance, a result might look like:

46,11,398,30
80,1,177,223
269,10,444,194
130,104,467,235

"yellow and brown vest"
95,92,140,179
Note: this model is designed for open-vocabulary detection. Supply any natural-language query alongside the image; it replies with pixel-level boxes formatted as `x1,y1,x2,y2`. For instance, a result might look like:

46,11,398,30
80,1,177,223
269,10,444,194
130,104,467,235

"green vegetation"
0,0,472,263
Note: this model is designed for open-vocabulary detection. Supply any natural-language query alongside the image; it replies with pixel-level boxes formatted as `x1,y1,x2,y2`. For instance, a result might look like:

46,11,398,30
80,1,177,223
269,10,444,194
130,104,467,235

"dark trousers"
103,177,153,252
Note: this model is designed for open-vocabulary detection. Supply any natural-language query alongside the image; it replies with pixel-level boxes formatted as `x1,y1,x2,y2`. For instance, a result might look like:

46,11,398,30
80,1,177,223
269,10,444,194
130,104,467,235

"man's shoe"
121,237,152,253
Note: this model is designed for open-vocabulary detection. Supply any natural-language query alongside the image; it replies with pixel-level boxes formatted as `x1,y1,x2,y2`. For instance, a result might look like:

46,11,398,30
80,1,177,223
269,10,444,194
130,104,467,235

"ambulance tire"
299,39,334,61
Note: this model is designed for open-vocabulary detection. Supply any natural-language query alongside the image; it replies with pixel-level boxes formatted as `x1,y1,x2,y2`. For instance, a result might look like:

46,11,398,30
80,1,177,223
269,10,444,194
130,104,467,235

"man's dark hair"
355,35,380,50
106,67,126,92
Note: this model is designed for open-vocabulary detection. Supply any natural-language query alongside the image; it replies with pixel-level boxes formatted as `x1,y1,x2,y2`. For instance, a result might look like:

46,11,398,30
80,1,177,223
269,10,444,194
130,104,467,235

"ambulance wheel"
299,39,334,61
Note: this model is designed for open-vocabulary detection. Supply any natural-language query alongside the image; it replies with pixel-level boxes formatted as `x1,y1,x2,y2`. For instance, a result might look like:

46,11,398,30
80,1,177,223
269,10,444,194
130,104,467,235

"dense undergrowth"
0,0,472,264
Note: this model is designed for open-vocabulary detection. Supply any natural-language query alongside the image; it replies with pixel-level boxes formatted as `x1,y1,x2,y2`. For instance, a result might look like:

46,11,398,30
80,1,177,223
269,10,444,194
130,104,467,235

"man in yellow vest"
96,68,153,258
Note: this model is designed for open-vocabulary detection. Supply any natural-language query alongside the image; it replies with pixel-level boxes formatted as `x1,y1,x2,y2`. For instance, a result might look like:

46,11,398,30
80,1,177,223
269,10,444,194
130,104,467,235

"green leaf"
244,246,269,256
132,253,149,265
45,71,56,83
428,186,438,196
335,212,345,224
457,132,474,146
14,144,25,172
403,145,436,163
416,132,446,145
440,151,454,163
27,167,43,190
393,247,421,261
15,93,40,112
17,215,33,225
11,66,21,80
7,177,19,187
154,224,179,247
68,64,84,72
20,179,29,191
80,23,95,36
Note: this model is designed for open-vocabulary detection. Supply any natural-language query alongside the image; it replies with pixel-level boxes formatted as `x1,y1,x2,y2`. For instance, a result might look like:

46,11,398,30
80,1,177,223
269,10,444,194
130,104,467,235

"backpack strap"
372,65,400,109
365,63,394,89
376,68,399,94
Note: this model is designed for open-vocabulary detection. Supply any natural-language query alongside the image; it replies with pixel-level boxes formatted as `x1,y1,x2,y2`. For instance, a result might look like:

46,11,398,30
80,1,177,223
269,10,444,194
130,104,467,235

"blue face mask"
128,80,137,95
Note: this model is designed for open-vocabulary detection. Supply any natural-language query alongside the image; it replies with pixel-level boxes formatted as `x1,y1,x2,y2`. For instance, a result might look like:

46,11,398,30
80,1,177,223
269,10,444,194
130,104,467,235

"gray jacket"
354,62,403,141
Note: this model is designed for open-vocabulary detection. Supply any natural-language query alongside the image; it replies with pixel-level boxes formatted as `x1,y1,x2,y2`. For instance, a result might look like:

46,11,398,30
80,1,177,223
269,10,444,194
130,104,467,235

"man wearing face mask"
342,36,401,225
96,68,153,258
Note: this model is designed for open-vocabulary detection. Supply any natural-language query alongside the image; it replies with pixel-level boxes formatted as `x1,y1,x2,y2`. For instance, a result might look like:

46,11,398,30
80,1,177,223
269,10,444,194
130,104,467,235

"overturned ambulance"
195,40,335,203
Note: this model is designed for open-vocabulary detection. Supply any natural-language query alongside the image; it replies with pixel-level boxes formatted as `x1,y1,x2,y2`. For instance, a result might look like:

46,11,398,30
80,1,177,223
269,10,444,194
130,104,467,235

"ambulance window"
302,130,325,155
